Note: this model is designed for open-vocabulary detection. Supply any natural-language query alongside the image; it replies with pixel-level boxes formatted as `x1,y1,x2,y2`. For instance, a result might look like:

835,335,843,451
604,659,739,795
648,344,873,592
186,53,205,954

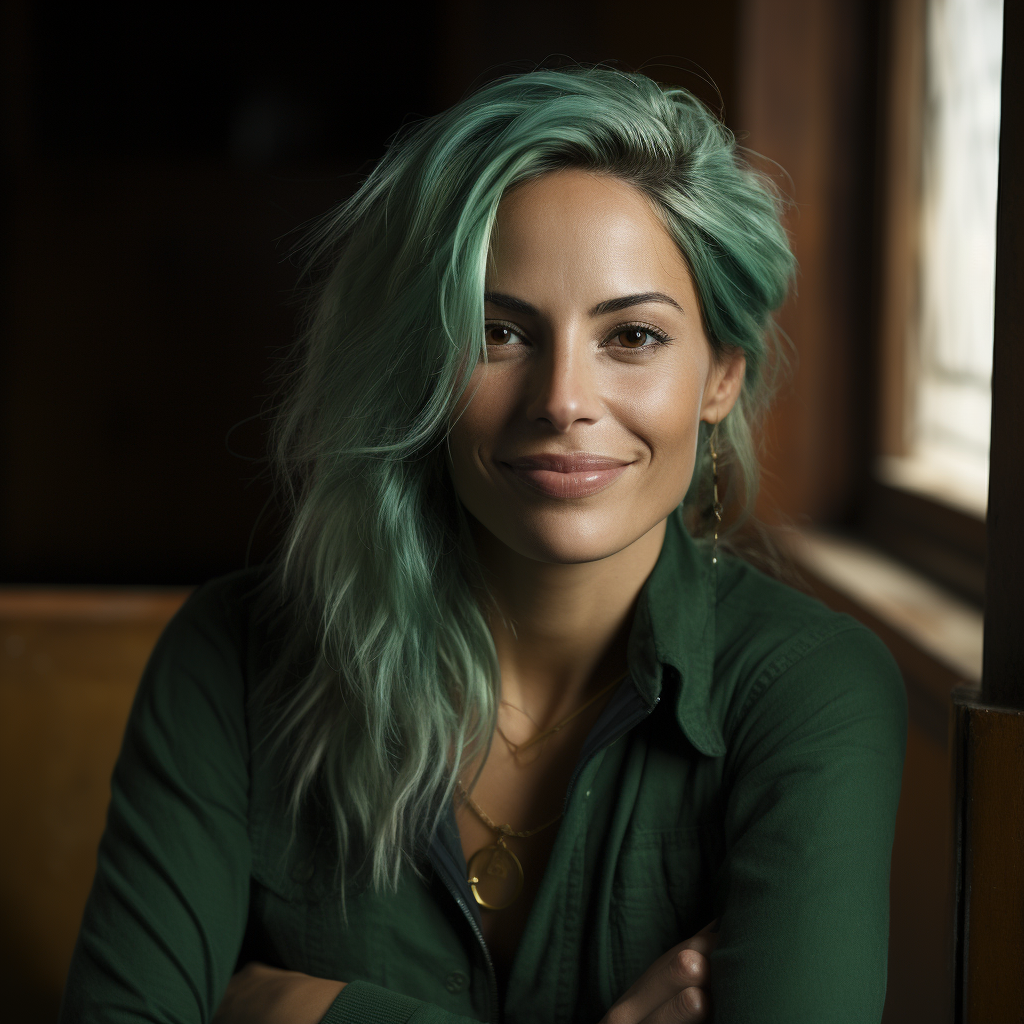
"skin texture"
450,170,743,564
448,167,745,729
211,964,344,1023
214,169,741,1024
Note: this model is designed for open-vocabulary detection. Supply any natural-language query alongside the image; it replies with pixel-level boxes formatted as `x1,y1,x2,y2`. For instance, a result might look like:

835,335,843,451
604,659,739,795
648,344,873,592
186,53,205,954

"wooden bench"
0,589,190,1023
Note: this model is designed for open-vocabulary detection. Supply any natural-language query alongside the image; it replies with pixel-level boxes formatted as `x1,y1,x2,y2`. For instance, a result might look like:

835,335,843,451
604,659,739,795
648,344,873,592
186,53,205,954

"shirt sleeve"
323,981,486,1023
59,583,253,1023
58,583,488,1024
710,624,908,1024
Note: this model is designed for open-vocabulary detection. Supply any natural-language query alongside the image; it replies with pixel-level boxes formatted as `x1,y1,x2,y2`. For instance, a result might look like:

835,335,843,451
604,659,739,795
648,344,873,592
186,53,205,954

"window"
867,0,1001,602
879,0,1002,519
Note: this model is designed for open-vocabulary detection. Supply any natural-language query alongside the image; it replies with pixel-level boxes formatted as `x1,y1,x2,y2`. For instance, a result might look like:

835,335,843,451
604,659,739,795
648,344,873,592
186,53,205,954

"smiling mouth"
499,453,632,498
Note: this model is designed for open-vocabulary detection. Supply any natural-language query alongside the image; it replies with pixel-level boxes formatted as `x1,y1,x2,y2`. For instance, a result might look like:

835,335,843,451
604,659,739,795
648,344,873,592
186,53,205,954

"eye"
484,321,526,346
607,324,671,350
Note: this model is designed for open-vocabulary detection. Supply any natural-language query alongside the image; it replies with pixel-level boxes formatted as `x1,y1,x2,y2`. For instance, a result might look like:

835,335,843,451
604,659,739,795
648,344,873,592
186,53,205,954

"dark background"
2,0,748,584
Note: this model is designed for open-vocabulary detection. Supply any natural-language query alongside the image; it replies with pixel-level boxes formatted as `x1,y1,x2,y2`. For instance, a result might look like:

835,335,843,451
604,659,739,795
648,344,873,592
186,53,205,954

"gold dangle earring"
709,422,722,565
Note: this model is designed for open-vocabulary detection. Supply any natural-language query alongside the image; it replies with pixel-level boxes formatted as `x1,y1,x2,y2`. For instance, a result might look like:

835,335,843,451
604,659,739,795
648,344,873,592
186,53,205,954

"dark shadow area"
1,0,739,585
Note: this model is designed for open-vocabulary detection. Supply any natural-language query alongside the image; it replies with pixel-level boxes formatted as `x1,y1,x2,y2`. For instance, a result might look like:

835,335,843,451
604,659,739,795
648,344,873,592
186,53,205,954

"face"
447,168,745,565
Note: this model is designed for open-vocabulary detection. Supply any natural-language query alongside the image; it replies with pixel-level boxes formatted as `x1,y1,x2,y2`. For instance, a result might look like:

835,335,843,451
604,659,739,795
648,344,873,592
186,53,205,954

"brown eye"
617,328,649,349
485,325,518,345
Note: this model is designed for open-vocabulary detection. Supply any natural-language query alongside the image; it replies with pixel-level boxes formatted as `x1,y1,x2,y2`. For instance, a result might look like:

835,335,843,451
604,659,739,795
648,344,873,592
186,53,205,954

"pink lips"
501,452,631,498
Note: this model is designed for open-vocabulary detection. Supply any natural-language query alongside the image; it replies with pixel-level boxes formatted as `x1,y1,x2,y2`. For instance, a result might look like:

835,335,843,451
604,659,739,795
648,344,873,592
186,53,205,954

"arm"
710,626,908,1023
213,970,487,1024
59,584,254,1023
211,970,487,1024
213,927,720,1024
58,582,491,1024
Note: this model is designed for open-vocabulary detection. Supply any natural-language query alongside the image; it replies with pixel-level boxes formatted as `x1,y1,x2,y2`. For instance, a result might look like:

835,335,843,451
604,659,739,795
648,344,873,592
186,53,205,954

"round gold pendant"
467,842,524,910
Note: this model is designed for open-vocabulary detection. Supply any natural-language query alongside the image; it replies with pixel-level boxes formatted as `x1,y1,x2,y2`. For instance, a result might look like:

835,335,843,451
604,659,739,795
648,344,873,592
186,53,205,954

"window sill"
781,528,983,747
876,455,988,521
860,479,987,606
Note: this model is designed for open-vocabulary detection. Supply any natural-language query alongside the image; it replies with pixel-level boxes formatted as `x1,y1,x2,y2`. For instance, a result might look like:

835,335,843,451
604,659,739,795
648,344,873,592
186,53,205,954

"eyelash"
483,320,673,352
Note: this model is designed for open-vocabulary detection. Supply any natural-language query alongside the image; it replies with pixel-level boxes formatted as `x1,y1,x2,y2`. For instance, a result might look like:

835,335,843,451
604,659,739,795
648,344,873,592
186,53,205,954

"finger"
606,945,709,1024
602,920,721,1024
641,985,711,1024
680,919,720,958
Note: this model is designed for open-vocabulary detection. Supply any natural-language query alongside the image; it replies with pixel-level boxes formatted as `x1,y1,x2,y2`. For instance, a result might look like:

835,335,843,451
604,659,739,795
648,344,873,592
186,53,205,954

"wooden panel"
0,590,189,1023
953,695,1024,1024
949,3,1024,1020
885,716,954,1024
737,0,880,526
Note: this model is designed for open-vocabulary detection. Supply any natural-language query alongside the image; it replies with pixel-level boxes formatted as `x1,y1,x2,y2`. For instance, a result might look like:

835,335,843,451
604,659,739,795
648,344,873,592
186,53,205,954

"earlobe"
702,349,746,424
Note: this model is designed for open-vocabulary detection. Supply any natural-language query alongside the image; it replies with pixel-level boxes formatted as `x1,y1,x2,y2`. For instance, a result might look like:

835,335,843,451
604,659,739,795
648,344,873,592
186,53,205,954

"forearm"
213,968,489,1024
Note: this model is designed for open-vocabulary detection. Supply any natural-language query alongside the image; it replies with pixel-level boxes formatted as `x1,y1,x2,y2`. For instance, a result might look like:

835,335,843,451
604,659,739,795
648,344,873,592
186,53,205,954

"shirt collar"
626,508,725,757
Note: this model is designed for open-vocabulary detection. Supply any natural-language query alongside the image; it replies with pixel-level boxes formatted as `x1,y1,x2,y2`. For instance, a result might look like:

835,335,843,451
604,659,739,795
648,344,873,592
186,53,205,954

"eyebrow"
484,290,684,318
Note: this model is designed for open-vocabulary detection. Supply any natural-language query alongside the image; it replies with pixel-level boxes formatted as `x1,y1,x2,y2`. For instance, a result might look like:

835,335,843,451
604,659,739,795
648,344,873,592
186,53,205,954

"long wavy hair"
260,67,795,894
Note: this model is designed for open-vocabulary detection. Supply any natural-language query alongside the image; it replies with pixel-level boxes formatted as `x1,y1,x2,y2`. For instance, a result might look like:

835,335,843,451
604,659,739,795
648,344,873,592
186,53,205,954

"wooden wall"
737,0,882,528
0,590,189,1022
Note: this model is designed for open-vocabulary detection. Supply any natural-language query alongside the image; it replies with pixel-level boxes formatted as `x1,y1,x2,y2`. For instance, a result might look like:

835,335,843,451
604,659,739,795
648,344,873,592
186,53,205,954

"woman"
61,68,907,1024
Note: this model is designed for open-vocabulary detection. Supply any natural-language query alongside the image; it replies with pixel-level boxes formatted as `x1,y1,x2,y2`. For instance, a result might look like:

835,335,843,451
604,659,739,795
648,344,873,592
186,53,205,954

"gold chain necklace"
457,670,629,910
456,780,563,910
495,671,628,761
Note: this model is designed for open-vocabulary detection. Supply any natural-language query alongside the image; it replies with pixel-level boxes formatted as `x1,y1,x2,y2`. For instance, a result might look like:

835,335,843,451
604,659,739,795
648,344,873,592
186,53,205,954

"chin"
514,535,627,566
476,506,664,566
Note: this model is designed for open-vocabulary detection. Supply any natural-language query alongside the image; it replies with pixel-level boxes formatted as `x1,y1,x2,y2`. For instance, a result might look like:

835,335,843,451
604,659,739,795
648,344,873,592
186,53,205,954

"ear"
701,347,746,424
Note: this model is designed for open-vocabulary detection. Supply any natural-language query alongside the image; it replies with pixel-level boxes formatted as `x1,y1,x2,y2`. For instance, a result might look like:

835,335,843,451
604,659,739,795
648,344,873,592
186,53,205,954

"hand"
212,962,346,1024
599,919,719,1024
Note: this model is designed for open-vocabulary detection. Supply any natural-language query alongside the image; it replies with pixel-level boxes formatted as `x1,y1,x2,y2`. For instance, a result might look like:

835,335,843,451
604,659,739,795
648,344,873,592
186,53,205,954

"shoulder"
127,566,278,757
168,565,270,639
712,554,906,744
152,565,275,675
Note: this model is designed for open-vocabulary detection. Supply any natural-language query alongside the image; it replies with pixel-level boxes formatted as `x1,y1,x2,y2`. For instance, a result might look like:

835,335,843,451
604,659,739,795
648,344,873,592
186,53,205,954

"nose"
523,334,605,432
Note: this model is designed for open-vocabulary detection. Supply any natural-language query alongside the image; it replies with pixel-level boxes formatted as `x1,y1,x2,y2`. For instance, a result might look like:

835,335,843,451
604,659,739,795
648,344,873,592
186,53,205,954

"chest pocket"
608,823,722,990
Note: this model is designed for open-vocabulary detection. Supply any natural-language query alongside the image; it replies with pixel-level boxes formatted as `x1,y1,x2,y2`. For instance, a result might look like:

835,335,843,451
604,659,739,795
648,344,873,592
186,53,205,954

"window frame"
865,0,988,608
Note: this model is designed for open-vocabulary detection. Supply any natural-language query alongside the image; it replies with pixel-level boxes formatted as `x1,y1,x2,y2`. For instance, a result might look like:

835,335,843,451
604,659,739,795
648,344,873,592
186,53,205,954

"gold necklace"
457,670,629,910
495,671,628,761
456,781,563,910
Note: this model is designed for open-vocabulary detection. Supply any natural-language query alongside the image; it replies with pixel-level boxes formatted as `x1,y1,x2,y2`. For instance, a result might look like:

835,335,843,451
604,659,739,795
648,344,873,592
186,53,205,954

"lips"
500,452,632,498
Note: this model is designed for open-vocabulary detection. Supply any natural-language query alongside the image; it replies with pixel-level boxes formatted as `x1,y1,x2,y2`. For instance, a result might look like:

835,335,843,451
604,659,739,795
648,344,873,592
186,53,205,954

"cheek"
446,417,478,499
622,363,706,471
447,370,510,487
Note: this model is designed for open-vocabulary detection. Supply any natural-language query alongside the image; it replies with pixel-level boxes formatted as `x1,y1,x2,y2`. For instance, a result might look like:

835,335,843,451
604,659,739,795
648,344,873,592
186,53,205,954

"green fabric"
322,981,483,1024
59,511,907,1023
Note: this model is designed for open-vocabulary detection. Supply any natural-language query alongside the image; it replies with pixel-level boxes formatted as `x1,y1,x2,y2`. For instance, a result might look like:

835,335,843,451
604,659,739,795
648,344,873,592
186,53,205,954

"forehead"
486,169,693,299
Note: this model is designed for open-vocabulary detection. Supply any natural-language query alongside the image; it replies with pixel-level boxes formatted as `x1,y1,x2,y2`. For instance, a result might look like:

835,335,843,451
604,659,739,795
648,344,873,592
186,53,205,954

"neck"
470,516,667,726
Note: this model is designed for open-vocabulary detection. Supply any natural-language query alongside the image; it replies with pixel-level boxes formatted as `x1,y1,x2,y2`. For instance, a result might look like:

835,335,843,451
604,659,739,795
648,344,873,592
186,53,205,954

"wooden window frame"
864,0,987,609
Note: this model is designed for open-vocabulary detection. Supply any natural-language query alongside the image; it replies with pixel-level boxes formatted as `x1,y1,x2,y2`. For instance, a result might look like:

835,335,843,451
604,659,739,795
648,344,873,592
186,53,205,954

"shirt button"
444,970,468,993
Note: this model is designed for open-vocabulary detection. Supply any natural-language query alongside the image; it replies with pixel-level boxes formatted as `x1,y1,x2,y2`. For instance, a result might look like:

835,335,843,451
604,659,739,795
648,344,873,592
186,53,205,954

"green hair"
261,67,795,894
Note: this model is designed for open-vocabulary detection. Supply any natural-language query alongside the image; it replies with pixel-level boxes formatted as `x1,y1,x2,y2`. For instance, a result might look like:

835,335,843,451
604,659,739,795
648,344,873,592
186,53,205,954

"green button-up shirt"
61,511,907,1023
